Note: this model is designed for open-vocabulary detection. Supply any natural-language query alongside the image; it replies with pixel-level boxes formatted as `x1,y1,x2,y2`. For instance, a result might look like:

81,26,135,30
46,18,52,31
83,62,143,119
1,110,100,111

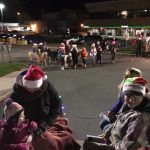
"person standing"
95,41,102,64
81,47,88,68
136,35,143,57
110,38,117,63
71,44,79,69
90,43,97,66
57,43,66,70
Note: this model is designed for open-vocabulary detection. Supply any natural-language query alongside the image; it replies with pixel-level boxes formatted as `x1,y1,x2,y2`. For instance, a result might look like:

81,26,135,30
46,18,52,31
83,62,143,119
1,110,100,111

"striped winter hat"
122,77,147,96
4,99,23,118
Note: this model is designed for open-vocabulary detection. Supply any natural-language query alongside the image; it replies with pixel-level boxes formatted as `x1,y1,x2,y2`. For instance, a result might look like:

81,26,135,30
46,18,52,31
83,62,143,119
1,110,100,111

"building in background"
84,0,150,38
43,9,89,35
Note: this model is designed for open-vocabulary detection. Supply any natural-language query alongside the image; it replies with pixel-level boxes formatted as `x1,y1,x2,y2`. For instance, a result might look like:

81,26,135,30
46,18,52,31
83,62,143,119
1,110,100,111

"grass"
117,47,134,54
0,62,26,77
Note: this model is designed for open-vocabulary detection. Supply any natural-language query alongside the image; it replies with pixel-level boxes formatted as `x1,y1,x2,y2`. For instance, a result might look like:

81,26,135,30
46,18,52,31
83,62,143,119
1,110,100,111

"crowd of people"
56,38,117,70
28,37,118,70
0,64,150,150
132,34,150,57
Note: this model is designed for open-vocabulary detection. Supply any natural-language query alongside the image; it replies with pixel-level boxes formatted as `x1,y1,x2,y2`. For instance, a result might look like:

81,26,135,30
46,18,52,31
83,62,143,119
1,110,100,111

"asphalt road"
44,54,150,140
1,44,150,141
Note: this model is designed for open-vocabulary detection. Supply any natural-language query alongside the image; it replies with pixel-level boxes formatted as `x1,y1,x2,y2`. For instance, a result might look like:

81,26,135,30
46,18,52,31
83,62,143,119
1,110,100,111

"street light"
0,3,5,32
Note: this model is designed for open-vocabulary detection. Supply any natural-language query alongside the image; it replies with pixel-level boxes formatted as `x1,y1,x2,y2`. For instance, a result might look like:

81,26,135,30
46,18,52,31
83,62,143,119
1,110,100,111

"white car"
65,35,83,45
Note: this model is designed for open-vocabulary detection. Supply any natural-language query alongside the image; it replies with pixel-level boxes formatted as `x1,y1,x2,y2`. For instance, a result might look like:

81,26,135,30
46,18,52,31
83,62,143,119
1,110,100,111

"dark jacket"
10,72,62,125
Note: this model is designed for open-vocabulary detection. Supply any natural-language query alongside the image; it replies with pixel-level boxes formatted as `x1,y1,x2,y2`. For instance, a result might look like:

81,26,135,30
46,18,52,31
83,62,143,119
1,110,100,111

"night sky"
2,0,112,20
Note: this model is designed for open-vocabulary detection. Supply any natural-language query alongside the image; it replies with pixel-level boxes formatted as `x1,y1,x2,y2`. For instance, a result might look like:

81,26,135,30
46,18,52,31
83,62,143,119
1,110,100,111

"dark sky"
2,0,112,20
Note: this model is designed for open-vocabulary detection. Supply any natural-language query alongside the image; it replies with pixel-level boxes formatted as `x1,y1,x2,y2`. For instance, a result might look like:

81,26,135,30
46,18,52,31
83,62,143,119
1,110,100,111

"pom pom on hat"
4,99,23,118
122,77,147,96
124,67,142,78
22,65,47,89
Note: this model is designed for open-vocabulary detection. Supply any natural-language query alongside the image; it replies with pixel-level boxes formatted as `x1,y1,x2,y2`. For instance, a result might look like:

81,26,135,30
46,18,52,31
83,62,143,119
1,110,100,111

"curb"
0,89,12,102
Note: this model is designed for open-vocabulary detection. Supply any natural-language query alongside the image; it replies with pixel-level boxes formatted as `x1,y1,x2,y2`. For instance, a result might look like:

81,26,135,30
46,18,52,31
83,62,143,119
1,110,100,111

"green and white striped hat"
122,77,147,96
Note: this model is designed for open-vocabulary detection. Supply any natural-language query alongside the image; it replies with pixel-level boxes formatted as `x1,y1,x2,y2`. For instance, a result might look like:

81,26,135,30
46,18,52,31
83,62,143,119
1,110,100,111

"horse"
28,50,48,66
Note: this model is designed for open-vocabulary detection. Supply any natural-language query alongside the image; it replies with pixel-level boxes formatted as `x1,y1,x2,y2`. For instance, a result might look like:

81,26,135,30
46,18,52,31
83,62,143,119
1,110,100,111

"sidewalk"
0,71,20,101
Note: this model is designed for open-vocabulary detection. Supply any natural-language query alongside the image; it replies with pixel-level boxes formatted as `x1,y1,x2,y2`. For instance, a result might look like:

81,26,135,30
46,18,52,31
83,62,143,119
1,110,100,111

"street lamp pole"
0,3,5,32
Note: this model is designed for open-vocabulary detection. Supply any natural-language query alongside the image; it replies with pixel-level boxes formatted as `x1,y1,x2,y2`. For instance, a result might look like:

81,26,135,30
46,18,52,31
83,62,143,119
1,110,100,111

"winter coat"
10,71,62,126
108,96,150,150
81,48,88,59
8,71,80,150
0,119,36,150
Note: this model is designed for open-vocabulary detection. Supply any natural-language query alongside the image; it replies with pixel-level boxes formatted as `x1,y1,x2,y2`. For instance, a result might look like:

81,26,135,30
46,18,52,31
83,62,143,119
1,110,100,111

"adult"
71,44,79,69
110,38,117,63
99,67,143,131
90,43,97,66
84,77,150,150
8,65,80,150
136,35,143,57
57,43,66,70
132,37,137,53
95,41,102,64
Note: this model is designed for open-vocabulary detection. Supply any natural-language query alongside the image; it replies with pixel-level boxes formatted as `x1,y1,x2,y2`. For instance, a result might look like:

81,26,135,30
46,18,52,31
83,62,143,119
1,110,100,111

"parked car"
24,34,47,44
63,34,84,45
75,35,103,45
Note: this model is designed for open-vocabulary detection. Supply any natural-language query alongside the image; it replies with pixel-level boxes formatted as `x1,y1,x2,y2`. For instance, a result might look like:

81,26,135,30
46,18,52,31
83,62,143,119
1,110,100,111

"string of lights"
62,105,100,120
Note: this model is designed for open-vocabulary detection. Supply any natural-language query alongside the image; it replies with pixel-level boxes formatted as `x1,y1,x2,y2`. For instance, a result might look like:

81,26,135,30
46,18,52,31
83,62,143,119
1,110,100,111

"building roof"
85,0,150,12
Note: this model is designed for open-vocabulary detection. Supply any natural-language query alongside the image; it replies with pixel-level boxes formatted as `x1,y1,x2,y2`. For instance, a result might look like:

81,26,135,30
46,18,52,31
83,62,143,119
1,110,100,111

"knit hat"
22,65,47,89
124,67,142,78
4,99,23,118
122,77,147,96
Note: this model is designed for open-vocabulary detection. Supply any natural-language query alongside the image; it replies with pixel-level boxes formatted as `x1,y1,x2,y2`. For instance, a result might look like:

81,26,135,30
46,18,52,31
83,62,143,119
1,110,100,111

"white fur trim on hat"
123,83,146,95
22,75,47,89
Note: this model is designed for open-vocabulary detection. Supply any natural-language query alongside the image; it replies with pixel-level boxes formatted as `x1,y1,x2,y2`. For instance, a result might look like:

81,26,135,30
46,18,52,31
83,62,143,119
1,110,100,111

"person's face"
124,94,143,108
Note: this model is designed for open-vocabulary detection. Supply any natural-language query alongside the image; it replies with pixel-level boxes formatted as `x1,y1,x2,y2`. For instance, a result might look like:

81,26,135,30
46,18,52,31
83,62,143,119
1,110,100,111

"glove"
34,121,50,136
106,111,116,122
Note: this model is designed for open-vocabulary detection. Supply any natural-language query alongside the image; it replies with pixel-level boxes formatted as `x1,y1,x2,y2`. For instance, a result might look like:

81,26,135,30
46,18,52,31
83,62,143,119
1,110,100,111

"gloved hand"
34,121,50,136
106,111,116,122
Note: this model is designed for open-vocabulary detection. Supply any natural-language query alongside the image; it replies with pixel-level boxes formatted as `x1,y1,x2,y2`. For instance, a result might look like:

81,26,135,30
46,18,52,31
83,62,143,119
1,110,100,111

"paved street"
1,45,150,142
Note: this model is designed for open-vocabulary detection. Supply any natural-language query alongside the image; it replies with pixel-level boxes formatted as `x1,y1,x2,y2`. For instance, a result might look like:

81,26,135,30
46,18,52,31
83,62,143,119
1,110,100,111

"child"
0,99,37,150
81,47,88,68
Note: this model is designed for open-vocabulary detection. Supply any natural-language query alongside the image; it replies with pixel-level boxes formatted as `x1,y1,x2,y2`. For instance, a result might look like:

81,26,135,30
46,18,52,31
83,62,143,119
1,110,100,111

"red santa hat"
22,65,47,89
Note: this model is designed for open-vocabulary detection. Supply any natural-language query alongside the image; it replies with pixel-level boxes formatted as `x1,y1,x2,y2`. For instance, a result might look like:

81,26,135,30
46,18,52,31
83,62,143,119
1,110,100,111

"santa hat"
4,99,23,118
22,65,47,89
122,77,147,96
91,43,95,47
59,43,65,49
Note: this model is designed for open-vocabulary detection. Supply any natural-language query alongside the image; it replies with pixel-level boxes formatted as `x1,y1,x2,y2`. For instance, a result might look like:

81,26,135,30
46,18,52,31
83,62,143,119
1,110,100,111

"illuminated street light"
31,24,37,32
80,23,84,29
17,12,20,16
0,3,5,32
121,10,128,18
